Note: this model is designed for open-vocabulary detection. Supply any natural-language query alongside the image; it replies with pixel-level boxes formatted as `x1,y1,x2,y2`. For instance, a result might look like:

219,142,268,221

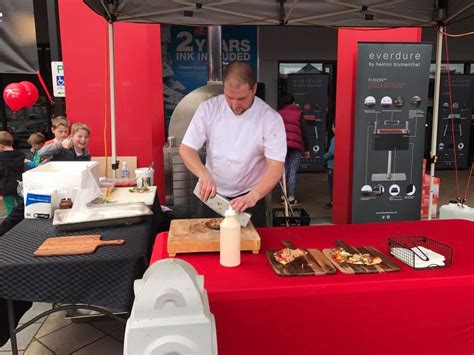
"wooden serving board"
34,235,125,257
167,218,260,256
267,249,336,276
323,246,400,274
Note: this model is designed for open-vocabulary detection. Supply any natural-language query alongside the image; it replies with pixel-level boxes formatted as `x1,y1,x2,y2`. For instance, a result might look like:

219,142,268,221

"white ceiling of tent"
84,0,474,27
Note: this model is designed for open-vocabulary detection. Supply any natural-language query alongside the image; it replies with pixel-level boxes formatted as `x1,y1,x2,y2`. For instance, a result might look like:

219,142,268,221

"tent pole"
428,25,443,220
108,21,118,178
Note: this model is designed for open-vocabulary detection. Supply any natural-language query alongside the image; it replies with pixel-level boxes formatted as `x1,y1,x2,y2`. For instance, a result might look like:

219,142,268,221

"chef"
179,60,287,227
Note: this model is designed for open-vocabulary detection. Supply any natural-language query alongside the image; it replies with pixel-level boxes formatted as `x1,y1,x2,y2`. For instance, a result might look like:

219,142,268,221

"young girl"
39,122,91,162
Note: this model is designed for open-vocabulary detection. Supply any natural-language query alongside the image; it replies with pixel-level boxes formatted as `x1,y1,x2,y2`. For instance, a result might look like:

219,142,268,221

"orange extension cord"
103,20,109,176
441,29,473,205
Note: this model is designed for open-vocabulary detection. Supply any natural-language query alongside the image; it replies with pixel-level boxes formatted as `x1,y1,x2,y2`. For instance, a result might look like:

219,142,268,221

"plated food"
205,218,223,230
129,186,151,193
273,247,307,265
332,248,382,266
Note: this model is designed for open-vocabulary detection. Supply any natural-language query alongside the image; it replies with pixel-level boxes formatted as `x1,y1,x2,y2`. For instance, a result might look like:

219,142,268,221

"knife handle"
335,240,356,254
282,240,296,249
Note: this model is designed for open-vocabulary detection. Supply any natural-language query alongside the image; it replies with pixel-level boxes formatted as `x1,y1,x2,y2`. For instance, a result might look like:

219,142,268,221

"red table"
151,220,474,355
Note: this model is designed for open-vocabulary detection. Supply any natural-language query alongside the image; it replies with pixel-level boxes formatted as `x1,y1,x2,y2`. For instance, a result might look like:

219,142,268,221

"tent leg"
428,25,443,220
108,21,118,178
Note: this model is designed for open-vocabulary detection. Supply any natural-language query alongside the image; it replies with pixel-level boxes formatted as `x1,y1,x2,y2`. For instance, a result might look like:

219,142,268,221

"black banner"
287,74,328,172
0,0,39,74
436,74,474,169
352,43,432,223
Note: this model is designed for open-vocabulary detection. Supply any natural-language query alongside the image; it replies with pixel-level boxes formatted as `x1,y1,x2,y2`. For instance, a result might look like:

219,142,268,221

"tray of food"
53,202,153,231
267,241,336,276
323,240,400,274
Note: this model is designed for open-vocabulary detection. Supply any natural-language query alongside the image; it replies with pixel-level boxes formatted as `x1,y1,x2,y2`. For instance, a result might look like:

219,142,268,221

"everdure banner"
436,74,474,169
352,43,432,223
0,0,39,73
287,74,328,172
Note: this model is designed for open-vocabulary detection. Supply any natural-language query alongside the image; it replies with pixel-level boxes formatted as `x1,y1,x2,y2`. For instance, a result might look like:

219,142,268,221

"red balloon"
3,83,27,112
19,81,39,108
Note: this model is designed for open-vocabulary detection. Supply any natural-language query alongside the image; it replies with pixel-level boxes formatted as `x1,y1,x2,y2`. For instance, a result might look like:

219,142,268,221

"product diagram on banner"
362,97,421,197
436,75,474,169
351,42,432,223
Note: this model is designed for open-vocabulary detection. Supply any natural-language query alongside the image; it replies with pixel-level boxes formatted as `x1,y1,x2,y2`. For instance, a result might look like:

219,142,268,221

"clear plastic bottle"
121,162,130,179
220,207,241,267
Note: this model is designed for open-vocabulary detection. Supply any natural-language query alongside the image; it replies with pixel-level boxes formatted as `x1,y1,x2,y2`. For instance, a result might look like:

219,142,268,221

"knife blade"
193,183,251,227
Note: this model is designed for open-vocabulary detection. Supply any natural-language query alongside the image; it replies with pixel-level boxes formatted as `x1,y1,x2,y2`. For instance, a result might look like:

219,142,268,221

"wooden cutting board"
323,246,400,274
34,235,125,256
167,218,260,256
267,249,336,276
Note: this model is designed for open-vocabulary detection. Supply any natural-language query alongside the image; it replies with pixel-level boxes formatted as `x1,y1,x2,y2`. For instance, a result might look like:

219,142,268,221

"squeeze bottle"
220,207,241,267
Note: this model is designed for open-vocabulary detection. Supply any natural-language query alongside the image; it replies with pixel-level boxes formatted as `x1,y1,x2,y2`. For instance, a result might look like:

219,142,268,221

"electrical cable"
36,72,55,106
438,28,474,38
463,163,474,204
104,20,109,176
443,31,461,202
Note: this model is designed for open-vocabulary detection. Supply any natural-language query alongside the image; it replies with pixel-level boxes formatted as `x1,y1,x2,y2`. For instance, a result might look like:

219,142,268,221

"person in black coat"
0,131,24,215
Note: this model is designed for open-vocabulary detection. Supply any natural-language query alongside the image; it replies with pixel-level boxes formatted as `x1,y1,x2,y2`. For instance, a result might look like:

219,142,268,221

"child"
43,116,69,147
323,123,335,209
39,122,91,162
25,132,46,168
0,131,25,215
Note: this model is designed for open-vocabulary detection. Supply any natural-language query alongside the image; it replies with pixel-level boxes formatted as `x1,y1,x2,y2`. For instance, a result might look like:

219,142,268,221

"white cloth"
391,246,445,268
182,95,287,197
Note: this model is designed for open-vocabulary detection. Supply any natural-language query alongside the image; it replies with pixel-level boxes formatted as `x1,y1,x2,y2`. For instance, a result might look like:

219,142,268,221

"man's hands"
198,172,217,201
230,191,259,212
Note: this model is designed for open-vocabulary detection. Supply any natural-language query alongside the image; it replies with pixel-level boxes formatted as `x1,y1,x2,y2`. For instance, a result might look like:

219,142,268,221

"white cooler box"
23,161,100,217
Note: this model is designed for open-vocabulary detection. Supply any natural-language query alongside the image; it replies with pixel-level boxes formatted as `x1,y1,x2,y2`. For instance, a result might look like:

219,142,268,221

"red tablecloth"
150,220,474,355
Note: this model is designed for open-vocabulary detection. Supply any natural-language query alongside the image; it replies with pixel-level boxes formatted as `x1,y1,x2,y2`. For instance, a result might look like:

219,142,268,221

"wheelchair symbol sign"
56,76,65,86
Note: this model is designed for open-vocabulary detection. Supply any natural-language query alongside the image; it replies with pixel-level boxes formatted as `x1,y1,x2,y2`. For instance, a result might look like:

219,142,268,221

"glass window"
429,63,465,78
279,63,323,75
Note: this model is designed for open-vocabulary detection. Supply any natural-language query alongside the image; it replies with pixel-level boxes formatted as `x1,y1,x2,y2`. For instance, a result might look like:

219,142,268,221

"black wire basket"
388,236,452,270
272,208,311,227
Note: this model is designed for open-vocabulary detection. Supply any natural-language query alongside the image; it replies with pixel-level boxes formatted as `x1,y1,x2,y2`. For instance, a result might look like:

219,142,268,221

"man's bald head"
223,61,256,88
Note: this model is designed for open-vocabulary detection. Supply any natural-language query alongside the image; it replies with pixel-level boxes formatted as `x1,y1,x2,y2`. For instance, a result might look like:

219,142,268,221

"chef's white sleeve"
263,113,287,162
181,103,207,151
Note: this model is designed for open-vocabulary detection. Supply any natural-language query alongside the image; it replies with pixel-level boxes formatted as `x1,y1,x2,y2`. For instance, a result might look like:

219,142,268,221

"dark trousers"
328,168,334,202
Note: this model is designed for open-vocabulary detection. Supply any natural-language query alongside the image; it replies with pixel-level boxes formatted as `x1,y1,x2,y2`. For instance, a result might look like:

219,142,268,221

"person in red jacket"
278,94,310,205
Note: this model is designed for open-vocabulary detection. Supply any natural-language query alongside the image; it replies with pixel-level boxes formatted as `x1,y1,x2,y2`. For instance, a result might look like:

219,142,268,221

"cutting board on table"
34,235,125,256
267,249,336,276
323,246,400,274
167,218,260,256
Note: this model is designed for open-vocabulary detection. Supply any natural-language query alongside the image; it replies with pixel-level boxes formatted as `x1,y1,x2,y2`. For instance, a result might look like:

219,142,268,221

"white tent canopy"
83,0,474,219
83,0,474,27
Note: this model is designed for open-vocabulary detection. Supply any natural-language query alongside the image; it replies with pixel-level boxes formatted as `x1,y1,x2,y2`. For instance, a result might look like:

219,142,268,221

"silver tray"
53,202,153,231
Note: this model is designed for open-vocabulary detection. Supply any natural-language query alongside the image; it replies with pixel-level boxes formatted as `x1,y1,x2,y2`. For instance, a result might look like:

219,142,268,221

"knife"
193,183,251,227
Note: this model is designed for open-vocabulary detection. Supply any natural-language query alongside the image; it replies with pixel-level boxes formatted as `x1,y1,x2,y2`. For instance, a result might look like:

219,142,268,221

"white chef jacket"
182,94,287,197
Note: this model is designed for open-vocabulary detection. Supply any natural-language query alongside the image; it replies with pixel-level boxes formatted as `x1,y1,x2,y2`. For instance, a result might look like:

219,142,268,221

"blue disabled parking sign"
56,76,65,86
